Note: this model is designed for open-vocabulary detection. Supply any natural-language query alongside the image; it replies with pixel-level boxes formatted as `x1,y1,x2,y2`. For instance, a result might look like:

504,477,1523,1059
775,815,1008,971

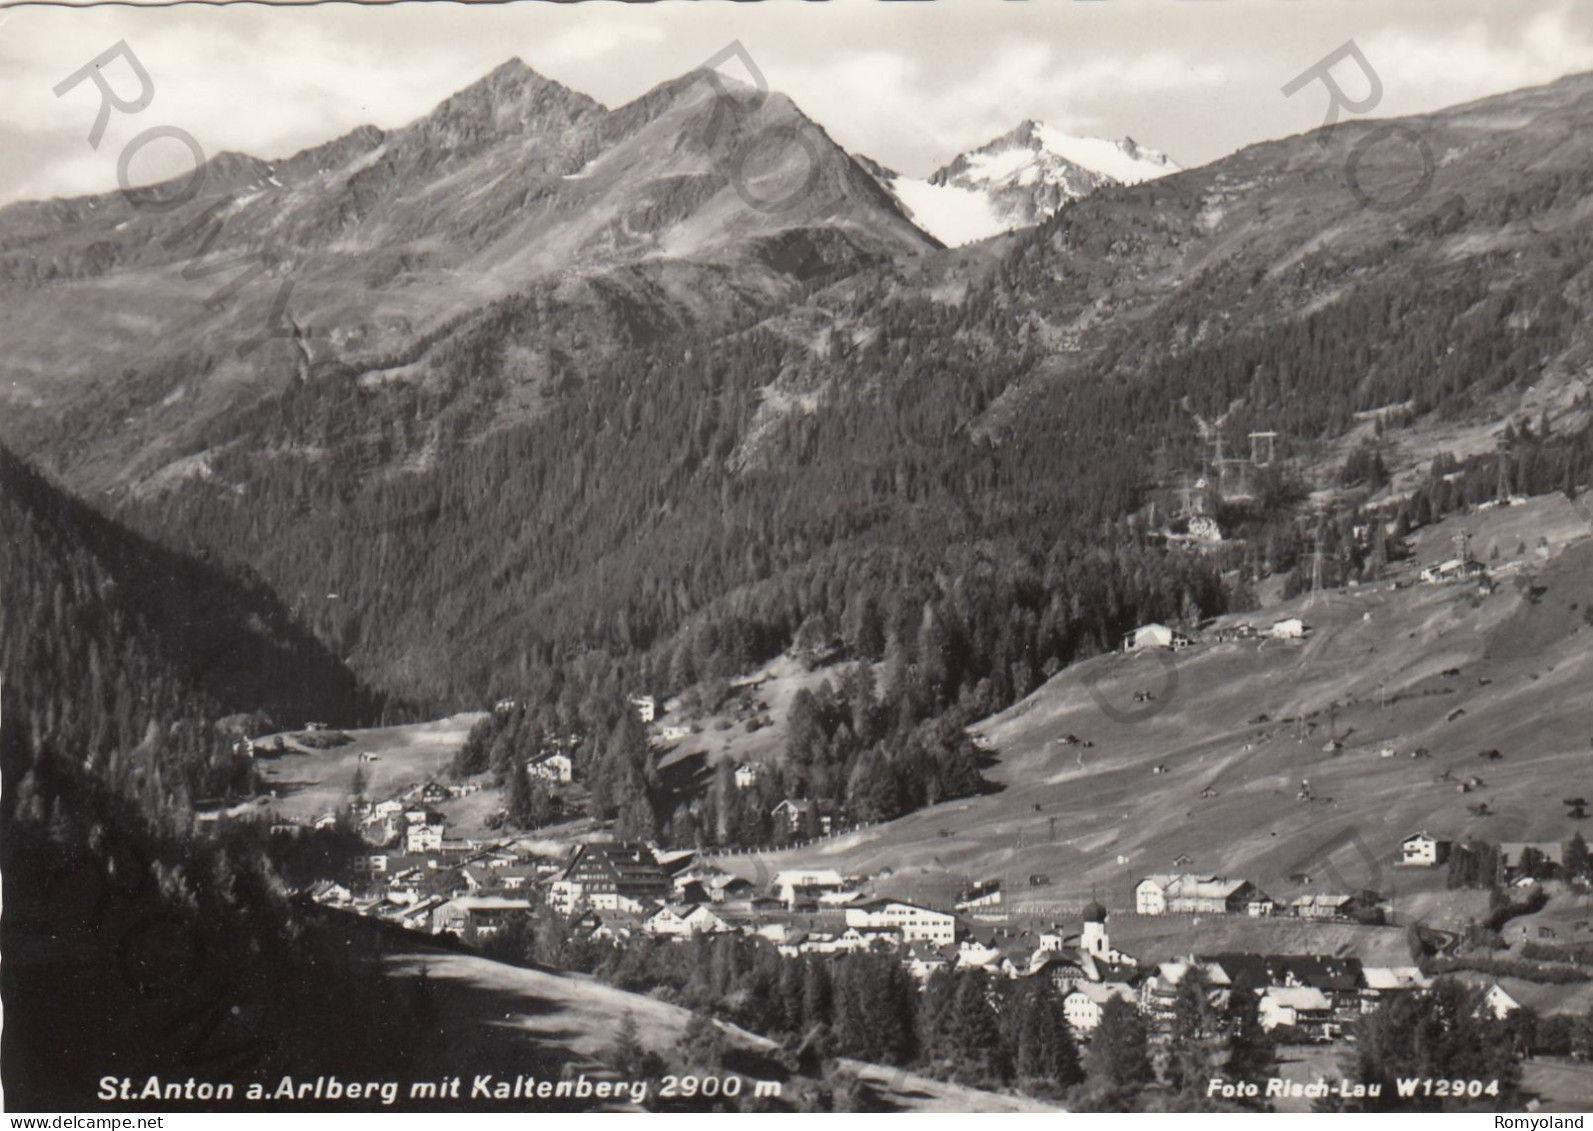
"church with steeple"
1079,899,1137,968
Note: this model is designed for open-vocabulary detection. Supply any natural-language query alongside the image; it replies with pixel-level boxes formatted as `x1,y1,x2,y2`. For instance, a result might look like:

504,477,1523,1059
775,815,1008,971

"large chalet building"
1135,874,1271,916
843,898,956,945
549,842,671,914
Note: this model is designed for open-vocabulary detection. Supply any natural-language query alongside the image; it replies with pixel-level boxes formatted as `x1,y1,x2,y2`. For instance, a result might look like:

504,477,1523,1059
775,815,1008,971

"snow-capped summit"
865,120,1180,247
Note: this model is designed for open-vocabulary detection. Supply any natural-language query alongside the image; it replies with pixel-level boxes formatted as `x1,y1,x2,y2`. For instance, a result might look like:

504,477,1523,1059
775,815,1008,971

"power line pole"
1307,505,1327,608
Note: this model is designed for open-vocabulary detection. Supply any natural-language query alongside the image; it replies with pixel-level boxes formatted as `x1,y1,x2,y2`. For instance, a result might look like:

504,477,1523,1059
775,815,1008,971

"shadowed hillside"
1,446,383,747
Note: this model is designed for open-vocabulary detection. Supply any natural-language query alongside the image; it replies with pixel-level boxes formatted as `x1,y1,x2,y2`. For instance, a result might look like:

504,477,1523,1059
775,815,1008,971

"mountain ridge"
0,54,934,489
862,118,1181,246
5,64,1593,709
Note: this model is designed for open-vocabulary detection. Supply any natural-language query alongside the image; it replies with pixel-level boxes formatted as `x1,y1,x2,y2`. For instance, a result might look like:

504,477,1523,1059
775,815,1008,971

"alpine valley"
6,51,1593,1113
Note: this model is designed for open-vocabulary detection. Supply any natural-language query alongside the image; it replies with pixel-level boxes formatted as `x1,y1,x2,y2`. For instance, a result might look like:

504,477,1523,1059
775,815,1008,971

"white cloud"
774,41,1229,175
539,19,665,67
1356,6,1593,115
3,0,1592,206
0,7,495,199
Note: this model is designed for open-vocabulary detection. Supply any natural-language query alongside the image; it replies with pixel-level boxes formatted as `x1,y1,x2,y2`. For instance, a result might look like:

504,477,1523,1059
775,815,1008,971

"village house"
384,872,426,906
681,904,732,935
588,919,640,945
1141,962,1230,1035
771,798,835,837
954,925,1039,976
1206,953,1365,1034
526,750,573,784
630,695,657,723
1400,831,1451,867
903,942,954,982
1359,966,1430,1012
776,930,824,957
834,927,900,954
1421,558,1487,584
1087,956,1145,989
1123,623,1178,652
1135,874,1268,916
704,876,754,906
844,899,956,945
1037,926,1069,953
645,903,732,938
419,781,450,805
1269,617,1311,641
1134,875,1173,914
1484,983,1522,1019
666,860,724,896
1501,841,1565,879
751,921,796,945
665,866,732,911
1028,950,1090,988
406,812,446,854
464,864,537,893
1258,986,1334,1039
818,889,865,907
654,848,700,886
1062,984,1138,1035
956,933,1004,969
308,880,353,906
643,905,693,938
1289,892,1365,921
955,879,1004,913
734,762,760,790
433,895,533,941
772,868,847,905
397,896,446,933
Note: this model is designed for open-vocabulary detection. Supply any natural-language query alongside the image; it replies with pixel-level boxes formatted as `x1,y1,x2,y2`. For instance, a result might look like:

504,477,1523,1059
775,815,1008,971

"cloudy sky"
2,0,1592,206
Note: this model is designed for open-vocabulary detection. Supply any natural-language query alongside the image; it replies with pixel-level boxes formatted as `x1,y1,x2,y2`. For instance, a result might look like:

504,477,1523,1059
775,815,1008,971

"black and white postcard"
3,0,1593,1117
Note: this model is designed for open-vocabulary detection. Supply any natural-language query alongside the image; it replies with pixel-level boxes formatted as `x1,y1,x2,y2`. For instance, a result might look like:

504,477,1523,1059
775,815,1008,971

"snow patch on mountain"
866,121,1180,247
886,177,1005,248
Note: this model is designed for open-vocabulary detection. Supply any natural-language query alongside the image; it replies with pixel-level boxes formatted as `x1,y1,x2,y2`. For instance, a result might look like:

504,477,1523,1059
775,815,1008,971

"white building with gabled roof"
1062,984,1137,1034
527,750,573,783
773,868,846,904
1269,617,1311,640
1124,623,1174,652
1400,831,1450,867
844,899,955,945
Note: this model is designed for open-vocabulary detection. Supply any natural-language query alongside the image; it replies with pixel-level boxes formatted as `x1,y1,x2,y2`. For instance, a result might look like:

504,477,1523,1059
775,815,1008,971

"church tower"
1081,899,1110,959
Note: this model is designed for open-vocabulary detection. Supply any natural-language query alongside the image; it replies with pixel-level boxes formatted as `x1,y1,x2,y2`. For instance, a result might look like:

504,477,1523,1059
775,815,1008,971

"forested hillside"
1,447,384,808
5,70,1593,842
0,449,425,1110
